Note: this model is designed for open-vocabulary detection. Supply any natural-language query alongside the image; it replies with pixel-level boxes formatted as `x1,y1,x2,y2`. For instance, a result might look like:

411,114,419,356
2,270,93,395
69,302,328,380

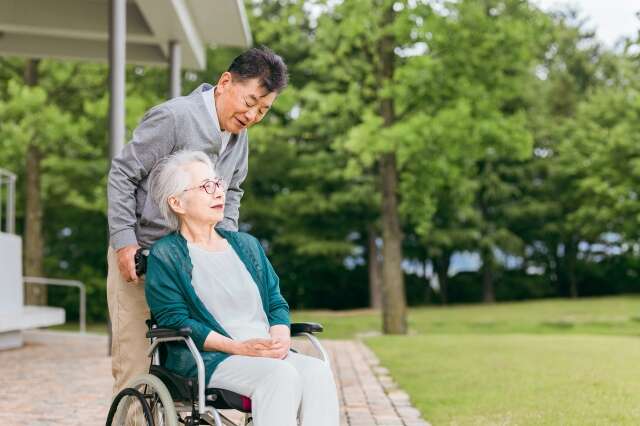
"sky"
534,0,639,48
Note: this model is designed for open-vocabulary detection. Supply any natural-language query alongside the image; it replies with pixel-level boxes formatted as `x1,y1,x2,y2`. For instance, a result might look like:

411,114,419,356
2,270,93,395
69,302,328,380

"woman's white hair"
149,150,215,231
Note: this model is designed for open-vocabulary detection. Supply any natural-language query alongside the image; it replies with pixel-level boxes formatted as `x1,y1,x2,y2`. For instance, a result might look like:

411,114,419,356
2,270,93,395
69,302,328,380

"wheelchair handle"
135,248,149,276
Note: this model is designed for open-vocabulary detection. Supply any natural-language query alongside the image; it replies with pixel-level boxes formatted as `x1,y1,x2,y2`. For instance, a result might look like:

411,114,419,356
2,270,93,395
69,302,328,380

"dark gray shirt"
108,83,249,249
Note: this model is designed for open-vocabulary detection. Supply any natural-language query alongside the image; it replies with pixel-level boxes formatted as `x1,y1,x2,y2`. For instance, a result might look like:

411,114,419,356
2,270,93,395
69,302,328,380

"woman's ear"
168,195,186,215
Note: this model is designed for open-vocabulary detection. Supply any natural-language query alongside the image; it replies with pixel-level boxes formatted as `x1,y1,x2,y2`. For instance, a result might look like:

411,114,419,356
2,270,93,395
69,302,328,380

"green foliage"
2,0,640,320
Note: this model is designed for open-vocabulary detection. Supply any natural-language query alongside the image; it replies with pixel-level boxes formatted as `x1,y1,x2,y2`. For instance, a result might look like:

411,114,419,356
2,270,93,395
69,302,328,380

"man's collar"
203,85,224,134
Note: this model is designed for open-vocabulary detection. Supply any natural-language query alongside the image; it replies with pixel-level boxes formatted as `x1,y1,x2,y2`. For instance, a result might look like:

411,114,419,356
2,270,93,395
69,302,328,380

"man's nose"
245,108,257,122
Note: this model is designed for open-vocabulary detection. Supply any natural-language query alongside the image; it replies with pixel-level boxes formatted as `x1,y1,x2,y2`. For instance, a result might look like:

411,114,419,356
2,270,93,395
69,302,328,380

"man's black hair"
227,46,288,93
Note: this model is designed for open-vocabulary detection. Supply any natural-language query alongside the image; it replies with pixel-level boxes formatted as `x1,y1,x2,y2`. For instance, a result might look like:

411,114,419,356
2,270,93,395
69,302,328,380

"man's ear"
216,72,233,94
168,196,186,215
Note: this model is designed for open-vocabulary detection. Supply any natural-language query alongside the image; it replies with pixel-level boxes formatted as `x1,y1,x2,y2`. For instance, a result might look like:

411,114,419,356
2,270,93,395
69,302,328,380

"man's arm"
108,105,177,249
108,106,177,281
217,139,248,231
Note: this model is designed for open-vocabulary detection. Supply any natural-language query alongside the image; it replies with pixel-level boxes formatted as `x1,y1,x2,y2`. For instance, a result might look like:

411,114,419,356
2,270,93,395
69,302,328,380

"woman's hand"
235,338,283,358
204,328,291,359
268,336,291,359
269,324,291,359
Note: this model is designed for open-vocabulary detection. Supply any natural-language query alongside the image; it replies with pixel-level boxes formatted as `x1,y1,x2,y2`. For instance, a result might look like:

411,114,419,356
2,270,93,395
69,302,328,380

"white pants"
209,352,339,426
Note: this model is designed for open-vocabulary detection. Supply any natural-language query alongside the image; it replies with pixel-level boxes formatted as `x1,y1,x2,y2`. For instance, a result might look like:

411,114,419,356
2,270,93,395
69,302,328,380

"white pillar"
109,0,126,160
169,40,182,98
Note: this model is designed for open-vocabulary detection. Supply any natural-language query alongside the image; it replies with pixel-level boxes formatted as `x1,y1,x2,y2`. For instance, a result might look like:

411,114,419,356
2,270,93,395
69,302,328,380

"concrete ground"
0,330,429,426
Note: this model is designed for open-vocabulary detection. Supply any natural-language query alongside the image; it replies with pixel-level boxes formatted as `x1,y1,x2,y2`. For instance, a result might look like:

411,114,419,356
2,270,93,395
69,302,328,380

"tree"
507,8,617,298
0,70,89,304
395,0,550,303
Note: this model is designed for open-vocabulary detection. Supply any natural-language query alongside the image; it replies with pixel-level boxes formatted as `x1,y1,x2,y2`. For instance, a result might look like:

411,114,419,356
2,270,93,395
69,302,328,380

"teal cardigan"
145,229,290,384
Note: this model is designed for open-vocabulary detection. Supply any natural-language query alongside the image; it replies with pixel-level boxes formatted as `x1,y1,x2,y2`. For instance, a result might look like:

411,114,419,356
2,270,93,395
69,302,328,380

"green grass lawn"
367,333,640,425
293,295,640,338
295,295,640,425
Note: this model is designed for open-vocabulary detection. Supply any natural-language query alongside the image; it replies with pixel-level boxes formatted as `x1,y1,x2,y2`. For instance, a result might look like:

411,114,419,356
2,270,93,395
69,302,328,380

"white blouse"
187,241,270,341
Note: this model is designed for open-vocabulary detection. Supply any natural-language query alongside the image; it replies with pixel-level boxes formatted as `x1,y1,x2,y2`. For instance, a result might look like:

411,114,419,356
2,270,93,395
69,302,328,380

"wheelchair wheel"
107,374,178,426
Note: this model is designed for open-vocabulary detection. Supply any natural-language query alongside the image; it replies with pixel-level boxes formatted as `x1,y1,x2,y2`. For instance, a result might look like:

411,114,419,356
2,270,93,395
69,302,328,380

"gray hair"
149,150,215,231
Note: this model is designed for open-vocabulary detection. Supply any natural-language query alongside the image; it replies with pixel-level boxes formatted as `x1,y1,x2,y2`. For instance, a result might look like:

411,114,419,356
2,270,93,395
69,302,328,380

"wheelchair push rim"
107,374,178,426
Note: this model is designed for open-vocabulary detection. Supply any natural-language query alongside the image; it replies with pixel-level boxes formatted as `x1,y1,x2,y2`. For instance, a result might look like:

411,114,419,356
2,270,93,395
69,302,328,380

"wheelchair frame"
108,322,329,426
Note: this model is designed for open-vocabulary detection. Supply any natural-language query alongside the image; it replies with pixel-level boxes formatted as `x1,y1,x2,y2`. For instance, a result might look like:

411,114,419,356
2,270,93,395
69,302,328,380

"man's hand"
116,244,140,283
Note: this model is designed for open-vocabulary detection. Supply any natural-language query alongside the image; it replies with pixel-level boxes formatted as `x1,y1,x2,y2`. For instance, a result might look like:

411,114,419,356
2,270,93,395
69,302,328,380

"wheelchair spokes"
144,384,169,426
107,374,178,426
107,387,153,426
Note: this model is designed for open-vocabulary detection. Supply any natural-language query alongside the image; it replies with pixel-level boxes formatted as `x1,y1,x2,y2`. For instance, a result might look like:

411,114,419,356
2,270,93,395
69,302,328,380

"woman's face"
173,161,225,226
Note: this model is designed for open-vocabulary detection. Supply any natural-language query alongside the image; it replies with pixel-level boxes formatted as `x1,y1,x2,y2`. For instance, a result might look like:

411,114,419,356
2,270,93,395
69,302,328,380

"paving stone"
397,406,422,419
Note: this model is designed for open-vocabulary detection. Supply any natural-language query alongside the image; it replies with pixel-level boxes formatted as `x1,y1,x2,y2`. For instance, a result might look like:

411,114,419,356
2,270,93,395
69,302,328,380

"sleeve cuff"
110,229,138,250
268,313,291,328
216,218,238,232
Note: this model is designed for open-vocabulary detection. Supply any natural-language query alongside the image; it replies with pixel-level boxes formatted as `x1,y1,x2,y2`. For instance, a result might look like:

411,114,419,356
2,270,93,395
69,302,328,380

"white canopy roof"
0,0,252,70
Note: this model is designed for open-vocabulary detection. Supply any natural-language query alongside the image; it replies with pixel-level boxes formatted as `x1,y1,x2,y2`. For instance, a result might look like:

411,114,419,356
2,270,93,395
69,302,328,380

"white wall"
0,232,22,315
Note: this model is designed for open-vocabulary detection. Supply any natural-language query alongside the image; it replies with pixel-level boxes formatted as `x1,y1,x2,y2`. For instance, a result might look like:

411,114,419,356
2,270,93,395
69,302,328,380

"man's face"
215,73,278,134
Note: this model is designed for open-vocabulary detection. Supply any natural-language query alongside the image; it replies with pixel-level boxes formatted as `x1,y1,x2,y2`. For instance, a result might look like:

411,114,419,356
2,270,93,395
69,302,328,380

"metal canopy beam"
0,0,252,70
0,0,154,44
109,0,125,160
169,41,182,99
135,0,205,70
0,33,165,66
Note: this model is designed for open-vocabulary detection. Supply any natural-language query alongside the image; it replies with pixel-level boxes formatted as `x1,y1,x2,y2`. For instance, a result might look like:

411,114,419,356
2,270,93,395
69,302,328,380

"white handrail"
23,276,86,333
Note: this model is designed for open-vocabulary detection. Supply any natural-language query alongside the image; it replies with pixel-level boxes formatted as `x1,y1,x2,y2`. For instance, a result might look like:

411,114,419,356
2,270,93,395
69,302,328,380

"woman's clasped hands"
235,336,290,359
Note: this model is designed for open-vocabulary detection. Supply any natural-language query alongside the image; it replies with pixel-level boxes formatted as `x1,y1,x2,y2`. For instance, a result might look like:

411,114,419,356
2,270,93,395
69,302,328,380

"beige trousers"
106,246,151,395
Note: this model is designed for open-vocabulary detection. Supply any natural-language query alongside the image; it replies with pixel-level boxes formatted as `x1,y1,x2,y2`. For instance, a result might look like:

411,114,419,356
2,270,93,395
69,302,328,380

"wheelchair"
106,319,329,426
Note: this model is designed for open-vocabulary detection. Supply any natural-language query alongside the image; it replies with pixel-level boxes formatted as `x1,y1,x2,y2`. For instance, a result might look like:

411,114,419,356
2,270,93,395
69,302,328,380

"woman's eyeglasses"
183,178,226,195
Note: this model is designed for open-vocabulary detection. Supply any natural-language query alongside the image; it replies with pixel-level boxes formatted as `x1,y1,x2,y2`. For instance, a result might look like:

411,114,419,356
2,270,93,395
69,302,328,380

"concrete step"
0,305,65,350
0,305,65,333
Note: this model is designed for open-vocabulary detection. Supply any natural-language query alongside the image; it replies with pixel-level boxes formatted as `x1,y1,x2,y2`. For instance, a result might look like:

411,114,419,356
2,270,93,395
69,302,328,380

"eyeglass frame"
183,177,227,195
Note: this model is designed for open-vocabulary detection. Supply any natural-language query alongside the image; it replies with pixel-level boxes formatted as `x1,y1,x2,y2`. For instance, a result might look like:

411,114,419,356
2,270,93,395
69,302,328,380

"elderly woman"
145,150,339,426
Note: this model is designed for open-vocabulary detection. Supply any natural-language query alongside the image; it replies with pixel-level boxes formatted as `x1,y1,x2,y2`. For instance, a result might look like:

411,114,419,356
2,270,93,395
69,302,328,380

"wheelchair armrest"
291,322,323,336
146,327,192,339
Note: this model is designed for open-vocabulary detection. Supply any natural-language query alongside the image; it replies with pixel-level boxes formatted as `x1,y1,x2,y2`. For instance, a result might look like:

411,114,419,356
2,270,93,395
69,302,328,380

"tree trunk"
433,253,451,305
481,247,495,303
368,225,383,309
380,154,407,333
23,59,46,306
377,2,407,334
565,239,579,298
423,260,432,304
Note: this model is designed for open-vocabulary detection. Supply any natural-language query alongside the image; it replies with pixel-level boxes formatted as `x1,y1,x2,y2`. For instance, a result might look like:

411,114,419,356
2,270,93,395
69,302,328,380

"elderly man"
106,47,288,394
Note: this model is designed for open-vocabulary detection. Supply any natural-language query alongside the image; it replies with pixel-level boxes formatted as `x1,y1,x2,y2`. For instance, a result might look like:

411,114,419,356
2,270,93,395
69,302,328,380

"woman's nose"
213,186,225,197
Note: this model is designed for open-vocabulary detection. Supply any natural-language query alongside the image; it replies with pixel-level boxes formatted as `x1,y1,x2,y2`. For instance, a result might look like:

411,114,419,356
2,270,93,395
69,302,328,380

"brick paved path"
0,331,429,426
